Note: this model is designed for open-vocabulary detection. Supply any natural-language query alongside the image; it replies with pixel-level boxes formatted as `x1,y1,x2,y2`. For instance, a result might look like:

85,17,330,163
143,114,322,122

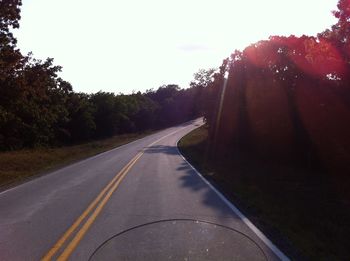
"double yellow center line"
42,126,189,260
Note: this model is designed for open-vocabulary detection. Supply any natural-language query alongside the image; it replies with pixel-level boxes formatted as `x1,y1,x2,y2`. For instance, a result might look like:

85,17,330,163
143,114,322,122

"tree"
0,0,23,89
66,93,96,142
90,92,120,138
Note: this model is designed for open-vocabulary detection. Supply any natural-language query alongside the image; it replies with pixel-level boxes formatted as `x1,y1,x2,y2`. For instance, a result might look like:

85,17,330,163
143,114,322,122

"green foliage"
66,92,96,142
0,0,21,49
197,4,350,258
0,1,204,150
200,0,350,174
186,4,350,257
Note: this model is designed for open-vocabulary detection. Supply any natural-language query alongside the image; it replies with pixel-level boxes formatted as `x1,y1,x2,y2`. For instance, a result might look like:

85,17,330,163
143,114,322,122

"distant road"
0,119,287,260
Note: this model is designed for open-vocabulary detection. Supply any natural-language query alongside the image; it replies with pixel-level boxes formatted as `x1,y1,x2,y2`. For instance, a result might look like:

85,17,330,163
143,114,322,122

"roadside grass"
178,125,350,260
0,131,153,189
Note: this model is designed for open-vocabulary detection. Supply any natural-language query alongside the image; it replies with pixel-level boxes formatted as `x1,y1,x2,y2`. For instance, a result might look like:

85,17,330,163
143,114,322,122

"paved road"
0,119,287,260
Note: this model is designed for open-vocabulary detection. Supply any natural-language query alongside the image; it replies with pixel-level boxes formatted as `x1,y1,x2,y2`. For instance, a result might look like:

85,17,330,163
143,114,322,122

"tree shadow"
144,144,238,219
144,145,179,155
175,161,239,219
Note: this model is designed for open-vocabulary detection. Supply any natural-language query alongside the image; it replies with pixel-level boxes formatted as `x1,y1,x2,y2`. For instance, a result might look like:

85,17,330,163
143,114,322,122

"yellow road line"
42,125,190,260
41,153,142,260
57,153,143,260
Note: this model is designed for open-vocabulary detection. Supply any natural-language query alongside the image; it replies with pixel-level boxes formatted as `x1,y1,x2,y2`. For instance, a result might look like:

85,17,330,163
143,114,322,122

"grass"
0,131,153,189
178,125,350,260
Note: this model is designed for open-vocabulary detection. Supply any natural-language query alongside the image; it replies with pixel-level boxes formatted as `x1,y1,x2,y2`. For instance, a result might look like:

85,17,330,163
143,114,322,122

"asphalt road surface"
0,119,288,260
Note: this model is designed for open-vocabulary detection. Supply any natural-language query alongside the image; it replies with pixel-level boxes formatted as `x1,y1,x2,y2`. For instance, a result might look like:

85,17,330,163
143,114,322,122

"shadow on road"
176,161,236,219
144,144,238,220
144,145,179,155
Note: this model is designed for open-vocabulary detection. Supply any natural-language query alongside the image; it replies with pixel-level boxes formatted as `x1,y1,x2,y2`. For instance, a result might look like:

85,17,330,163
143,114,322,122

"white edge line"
175,127,290,261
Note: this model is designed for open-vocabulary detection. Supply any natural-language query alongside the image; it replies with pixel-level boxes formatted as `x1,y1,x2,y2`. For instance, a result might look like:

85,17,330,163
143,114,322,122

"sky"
14,0,339,94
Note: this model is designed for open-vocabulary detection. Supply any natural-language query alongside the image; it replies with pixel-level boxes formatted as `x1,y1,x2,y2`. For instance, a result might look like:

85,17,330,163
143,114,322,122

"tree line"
202,0,350,176
0,0,204,150
2,0,350,179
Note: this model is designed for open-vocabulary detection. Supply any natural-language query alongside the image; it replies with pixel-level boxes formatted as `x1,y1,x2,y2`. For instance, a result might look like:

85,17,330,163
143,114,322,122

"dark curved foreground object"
89,219,267,261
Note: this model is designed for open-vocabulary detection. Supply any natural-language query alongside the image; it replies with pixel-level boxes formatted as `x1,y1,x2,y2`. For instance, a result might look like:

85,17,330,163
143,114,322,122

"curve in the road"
42,126,191,260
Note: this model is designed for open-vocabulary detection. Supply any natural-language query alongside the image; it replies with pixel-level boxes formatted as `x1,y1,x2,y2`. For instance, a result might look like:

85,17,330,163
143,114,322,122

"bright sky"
14,0,338,94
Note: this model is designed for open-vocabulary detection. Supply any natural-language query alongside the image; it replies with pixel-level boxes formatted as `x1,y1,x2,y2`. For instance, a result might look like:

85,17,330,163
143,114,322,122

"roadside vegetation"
179,1,350,258
179,126,350,260
0,131,153,188
178,1,350,259
0,0,204,151
0,0,204,186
